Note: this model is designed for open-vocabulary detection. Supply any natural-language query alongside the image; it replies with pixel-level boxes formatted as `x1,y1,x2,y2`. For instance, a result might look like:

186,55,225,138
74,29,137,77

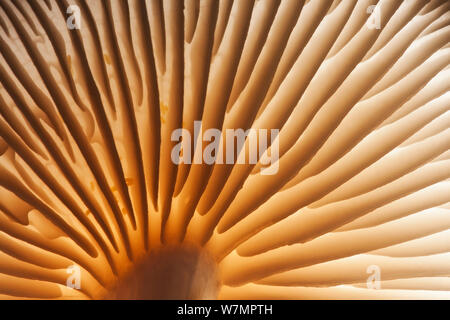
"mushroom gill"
0,0,449,300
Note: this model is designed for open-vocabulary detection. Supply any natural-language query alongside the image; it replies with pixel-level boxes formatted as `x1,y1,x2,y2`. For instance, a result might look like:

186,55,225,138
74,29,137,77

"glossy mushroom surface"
0,0,449,299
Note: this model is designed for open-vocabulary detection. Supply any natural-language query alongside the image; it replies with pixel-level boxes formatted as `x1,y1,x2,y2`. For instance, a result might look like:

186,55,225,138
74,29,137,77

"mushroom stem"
106,245,220,300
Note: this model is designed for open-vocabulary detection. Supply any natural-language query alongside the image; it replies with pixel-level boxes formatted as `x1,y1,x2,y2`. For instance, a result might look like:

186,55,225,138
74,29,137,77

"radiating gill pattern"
0,0,449,299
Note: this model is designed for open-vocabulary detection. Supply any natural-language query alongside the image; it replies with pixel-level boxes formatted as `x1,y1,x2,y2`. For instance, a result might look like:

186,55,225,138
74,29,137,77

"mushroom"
0,0,449,300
